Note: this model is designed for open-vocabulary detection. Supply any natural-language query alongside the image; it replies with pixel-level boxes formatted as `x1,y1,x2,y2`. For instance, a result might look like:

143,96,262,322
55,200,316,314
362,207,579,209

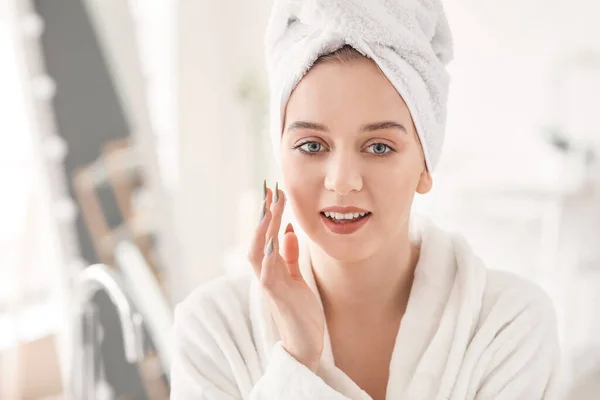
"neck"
308,226,420,323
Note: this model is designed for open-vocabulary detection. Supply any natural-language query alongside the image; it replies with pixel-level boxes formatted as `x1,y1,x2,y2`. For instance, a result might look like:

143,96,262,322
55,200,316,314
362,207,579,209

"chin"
323,238,378,262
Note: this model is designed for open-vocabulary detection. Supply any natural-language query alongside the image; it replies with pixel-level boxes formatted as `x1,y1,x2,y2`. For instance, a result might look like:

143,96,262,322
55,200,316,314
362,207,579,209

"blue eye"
367,143,393,156
297,141,323,155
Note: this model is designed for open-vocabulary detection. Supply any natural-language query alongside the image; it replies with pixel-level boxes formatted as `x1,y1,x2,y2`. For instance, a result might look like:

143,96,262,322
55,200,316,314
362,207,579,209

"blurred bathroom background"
0,0,598,398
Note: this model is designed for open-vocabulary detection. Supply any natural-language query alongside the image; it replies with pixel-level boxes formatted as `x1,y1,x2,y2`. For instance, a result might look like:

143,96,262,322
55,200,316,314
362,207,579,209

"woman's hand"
248,182,325,372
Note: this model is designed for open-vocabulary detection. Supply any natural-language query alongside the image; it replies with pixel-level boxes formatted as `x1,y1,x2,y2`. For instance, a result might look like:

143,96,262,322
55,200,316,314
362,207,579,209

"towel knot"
270,0,452,65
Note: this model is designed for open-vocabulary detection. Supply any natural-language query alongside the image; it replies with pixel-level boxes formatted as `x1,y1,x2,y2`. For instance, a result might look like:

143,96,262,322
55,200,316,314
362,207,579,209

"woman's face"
280,56,432,262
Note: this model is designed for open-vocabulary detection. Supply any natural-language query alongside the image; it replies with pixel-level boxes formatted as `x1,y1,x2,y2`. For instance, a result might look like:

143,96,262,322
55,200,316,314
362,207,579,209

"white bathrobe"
170,217,562,399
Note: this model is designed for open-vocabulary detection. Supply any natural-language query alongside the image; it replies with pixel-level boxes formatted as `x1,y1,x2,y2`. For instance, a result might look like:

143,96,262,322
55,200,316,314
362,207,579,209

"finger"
260,236,278,288
248,188,273,277
281,223,301,279
261,186,287,287
264,183,286,255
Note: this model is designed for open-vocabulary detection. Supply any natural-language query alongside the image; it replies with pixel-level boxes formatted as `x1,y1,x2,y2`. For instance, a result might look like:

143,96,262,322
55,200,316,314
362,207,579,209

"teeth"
323,211,369,220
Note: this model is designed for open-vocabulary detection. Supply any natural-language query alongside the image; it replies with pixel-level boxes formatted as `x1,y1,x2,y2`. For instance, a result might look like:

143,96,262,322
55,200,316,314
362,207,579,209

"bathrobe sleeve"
170,303,352,400
474,288,563,400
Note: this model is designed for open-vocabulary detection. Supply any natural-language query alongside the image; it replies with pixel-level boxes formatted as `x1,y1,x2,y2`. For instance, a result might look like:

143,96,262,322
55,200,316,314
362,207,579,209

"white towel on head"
264,0,454,172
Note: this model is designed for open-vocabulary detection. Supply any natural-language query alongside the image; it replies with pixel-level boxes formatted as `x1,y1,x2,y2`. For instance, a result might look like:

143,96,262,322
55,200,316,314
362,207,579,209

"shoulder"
482,268,557,322
476,267,560,362
443,223,557,326
442,222,557,326
174,273,255,335
470,269,563,397
170,274,262,396
472,272,562,397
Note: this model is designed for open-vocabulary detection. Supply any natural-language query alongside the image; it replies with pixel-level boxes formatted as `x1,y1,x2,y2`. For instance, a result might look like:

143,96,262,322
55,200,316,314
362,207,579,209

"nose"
324,151,363,195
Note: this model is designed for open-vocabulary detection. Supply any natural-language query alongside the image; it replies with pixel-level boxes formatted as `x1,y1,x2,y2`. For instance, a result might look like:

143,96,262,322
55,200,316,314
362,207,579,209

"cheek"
366,160,420,214
281,156,321,215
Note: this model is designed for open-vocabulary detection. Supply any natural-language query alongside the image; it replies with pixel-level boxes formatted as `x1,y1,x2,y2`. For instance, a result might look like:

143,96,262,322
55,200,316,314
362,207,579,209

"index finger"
247,187,273,277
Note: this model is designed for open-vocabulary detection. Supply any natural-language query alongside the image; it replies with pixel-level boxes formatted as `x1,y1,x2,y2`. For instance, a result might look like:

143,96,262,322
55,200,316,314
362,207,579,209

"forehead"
284,58,413,128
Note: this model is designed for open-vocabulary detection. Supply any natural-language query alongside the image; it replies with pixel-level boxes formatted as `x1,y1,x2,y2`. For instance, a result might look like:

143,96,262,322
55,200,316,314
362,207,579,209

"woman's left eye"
366,143,393,155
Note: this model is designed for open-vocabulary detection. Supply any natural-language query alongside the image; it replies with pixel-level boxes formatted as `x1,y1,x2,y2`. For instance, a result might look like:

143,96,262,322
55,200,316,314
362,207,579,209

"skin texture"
248,53,432,399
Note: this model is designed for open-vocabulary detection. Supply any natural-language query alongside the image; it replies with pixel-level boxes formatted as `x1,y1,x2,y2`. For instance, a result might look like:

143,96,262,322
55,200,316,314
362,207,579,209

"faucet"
71,263,146,399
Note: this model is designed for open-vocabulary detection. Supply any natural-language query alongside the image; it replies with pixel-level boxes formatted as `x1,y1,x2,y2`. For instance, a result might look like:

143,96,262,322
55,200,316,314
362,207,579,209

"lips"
320,211,372,235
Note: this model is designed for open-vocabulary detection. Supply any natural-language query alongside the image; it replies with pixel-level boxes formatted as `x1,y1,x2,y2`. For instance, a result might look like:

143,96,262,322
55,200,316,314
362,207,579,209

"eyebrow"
286,120,407,134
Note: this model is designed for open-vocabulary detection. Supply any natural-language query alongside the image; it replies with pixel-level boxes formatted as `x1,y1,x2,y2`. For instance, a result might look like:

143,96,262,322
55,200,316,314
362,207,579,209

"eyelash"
293,141,396,157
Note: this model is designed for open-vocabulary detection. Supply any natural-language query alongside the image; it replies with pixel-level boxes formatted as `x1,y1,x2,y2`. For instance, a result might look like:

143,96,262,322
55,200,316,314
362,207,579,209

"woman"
170,1,561,399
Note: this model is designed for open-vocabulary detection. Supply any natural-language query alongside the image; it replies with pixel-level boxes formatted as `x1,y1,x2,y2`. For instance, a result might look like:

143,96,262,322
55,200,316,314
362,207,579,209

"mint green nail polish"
265,237,274,256
260,200,266,221
274,182,279,203
263,179,267,201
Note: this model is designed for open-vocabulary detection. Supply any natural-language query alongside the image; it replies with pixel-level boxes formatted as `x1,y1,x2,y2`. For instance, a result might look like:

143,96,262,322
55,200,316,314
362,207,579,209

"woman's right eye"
298,141,323,154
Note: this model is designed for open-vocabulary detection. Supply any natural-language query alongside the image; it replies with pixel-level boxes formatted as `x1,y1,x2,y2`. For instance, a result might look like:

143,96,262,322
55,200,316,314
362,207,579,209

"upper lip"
320,206,371,214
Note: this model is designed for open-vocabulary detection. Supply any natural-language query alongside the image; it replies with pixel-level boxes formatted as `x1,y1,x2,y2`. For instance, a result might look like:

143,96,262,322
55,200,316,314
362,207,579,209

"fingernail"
285,223,293,234
260,200,266,221
274,182,279,203
265,236,274,256
263,179,267,201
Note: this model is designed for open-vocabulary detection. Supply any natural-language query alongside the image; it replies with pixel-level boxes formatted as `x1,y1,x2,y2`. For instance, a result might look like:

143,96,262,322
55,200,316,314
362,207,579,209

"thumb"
281,223,301,279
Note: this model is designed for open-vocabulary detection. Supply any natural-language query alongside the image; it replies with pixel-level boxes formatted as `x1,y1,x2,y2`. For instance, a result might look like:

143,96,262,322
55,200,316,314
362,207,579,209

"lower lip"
320,213,371,235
